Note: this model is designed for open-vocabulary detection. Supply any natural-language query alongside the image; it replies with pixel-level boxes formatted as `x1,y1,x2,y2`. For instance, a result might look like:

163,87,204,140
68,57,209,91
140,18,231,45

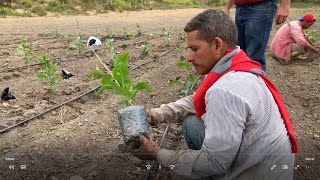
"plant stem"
89,46,122,88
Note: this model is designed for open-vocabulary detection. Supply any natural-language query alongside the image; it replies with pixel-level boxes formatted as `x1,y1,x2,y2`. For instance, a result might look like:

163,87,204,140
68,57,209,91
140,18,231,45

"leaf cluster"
170,61,197,97
105,37,117,67
17,35,34,64
69,35,84,54
91,52,152,107
37,53,60,92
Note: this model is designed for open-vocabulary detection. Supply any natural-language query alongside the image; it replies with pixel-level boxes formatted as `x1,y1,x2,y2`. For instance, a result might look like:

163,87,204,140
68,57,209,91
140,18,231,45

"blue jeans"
182,115,205,150
235,1,277,71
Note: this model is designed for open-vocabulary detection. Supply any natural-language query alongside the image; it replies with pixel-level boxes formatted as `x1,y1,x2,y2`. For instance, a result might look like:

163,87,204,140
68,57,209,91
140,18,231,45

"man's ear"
210,37,224,53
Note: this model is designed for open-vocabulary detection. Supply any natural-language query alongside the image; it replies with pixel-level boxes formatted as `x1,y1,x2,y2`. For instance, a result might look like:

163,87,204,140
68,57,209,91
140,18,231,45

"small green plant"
105,37,117,67
170,61,198,97
89,51,152,107
129,32,138,44
63,33,71,46
141,41,150,56
161,28,172,46
123,26,129,37
50,29,60,40
180,32,186,42
0,7,11,16
69,35,84,54
136,23,141,36
17,35,33,64
37,54,60,92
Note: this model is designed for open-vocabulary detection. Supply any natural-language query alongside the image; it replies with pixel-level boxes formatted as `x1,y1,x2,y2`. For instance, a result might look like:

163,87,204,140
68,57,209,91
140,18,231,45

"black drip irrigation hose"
0,86,101,133
144,123,170,180
0,44,180,133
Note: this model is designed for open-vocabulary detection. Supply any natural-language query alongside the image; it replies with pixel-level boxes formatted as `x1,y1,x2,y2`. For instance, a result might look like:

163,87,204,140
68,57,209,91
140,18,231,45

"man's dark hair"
184,9,237,47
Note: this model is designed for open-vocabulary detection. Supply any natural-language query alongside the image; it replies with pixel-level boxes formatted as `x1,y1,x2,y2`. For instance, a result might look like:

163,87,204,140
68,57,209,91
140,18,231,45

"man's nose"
186,50,194,62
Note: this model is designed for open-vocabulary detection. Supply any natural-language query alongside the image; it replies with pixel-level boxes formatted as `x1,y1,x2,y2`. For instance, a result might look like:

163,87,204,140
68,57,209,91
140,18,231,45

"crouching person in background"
134,9,297,180
270,13,320,63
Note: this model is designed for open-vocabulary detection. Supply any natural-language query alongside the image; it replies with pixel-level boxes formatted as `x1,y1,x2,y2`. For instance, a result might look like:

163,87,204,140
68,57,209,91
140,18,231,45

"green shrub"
20,0,33,8
0,7,11,16
31,5,47,16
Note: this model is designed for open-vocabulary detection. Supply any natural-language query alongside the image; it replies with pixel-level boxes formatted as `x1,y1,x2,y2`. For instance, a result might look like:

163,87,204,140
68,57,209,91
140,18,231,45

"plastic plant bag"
118,106,149,149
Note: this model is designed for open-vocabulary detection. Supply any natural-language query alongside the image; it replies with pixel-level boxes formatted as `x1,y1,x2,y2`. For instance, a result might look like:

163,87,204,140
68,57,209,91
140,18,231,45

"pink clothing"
270,20,308,61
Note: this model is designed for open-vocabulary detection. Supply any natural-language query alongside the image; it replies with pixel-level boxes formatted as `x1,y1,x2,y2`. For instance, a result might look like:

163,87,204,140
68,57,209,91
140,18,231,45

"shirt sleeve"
150,95,195,123
290,23,308,46
156,88,250,178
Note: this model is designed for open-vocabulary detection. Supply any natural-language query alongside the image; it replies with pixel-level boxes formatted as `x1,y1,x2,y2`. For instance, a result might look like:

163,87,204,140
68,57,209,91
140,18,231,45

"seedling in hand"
87,37,152,107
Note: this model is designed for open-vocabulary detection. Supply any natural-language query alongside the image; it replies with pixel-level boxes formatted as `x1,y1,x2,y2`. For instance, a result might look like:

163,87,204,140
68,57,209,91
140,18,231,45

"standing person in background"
224,0,290,72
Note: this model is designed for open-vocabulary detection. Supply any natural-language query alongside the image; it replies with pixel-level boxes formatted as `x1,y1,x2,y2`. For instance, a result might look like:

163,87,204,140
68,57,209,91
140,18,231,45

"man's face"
186,30,222,75
302,20,314,29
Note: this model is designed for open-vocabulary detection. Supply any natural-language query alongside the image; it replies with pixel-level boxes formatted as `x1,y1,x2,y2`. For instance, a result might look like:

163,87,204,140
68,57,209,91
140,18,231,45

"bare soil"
0,8,319,180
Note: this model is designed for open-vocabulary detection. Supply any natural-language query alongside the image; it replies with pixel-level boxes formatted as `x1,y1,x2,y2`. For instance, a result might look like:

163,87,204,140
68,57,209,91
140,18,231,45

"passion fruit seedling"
170,61,198,97
87,36,152,107
37,53,60,92
17,35,34,65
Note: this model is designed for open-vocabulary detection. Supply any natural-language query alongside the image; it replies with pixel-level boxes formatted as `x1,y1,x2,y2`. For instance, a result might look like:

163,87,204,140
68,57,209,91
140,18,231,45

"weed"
0,7,11,17
17,35,33,65
50,30,60,40
37,53,60,92
31,6,47,16
20,0,33,8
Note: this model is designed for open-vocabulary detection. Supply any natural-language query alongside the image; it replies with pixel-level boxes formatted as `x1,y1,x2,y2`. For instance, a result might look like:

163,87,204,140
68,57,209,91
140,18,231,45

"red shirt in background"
234,0,264,6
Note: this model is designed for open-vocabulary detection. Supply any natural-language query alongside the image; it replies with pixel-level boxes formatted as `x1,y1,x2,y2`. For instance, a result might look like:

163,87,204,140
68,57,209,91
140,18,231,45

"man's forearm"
226,0,234,9
279,0,290,8
305,42,319,53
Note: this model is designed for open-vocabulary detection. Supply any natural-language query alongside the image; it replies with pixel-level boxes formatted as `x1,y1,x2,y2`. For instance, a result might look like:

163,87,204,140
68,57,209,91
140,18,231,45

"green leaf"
37,69,47,73
101,73,113,85
112,52,129,85
70,45,78,49
48,64,57,75
133,82,152,92
169,79,182,85
37,74,48,82
176,61,190,68
87,66,101,79
17,45,25,57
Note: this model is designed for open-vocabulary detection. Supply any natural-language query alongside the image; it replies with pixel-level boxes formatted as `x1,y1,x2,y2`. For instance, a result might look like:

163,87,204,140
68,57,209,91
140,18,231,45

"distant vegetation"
0,0,319,17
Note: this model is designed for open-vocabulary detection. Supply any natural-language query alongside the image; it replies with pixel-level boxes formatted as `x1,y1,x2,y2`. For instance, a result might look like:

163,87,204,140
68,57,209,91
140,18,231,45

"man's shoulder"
208,71,264,95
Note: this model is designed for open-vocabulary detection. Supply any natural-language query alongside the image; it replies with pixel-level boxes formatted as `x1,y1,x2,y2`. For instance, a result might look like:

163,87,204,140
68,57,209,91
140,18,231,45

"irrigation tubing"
0,43,180,133
0,86,101,133
144,123,170,180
